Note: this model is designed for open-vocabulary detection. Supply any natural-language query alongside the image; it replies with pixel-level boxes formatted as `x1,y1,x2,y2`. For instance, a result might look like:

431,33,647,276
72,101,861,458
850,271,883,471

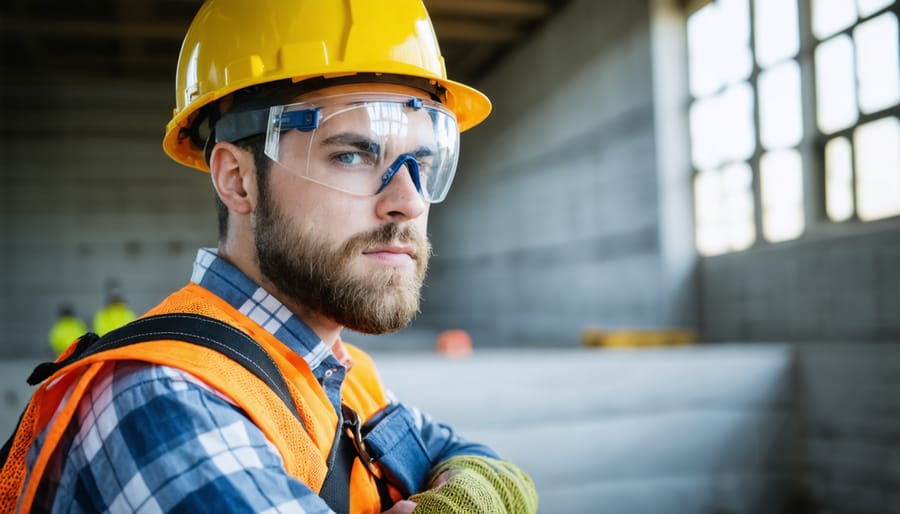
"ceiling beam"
0,16,187,40
432,19,525,42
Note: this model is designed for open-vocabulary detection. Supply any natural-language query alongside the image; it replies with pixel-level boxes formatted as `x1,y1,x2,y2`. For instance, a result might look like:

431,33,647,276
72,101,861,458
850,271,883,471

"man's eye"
416,156,435,173
335,152,366,165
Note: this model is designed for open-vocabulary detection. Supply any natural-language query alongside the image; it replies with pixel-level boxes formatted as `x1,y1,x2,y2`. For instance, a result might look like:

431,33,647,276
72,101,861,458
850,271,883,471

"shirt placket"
316,357,347,412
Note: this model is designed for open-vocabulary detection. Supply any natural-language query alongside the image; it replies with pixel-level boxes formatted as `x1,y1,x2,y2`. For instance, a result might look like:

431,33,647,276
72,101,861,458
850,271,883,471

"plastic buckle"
281,108,321,132
406,97,423,110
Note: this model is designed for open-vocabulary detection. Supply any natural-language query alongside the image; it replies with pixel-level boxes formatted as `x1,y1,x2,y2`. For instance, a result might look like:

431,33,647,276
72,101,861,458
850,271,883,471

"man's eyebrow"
413,145,435,157
320,133,380,154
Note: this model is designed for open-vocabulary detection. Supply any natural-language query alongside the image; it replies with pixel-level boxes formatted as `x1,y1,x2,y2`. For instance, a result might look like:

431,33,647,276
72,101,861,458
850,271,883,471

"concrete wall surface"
378,346,799,514
0,77,217,359
701,226,900,342
3,344,897,513
419,0,699,346
792,343,900,514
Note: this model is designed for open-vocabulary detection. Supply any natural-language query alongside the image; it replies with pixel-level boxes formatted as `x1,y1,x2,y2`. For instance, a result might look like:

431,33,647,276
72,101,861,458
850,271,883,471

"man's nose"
375,156,427,220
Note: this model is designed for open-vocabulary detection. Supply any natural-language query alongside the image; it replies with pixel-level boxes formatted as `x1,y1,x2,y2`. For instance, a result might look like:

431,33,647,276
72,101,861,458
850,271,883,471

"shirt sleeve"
50,362,335,514
342,342,499,466
398,400,499,463
360,392,499,495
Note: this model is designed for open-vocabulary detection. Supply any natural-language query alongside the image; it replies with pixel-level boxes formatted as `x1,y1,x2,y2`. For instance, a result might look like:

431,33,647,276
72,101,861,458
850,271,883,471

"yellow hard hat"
163,0,492,171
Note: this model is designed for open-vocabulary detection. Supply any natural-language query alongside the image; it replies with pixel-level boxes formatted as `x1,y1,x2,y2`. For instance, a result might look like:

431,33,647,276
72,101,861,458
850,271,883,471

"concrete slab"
1,345,798,514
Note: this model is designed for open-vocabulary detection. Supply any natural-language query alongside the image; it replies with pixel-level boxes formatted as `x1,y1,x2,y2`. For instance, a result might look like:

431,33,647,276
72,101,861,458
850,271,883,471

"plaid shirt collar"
189,248,339,373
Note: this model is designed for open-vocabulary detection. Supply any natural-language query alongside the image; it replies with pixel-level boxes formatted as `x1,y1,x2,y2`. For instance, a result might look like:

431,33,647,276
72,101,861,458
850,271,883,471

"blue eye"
414,149,434,171
336,152,364,165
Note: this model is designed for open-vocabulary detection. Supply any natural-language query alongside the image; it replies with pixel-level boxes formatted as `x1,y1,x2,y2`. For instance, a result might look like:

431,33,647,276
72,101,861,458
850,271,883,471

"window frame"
685,0,900,256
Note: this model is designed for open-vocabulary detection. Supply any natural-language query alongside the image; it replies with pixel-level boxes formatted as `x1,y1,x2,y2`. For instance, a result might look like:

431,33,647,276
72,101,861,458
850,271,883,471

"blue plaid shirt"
32,248,495,513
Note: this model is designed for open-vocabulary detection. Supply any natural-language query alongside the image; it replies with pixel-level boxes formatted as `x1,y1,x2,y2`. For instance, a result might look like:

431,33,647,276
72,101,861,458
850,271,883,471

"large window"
687,0,899,256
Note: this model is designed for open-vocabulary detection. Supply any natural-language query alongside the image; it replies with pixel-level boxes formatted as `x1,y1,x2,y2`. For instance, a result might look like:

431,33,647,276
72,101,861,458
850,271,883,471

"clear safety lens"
264,93,460,203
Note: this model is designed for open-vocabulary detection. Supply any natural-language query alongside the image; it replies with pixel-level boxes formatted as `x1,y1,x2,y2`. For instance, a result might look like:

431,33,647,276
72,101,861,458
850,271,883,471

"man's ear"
209,142,256,216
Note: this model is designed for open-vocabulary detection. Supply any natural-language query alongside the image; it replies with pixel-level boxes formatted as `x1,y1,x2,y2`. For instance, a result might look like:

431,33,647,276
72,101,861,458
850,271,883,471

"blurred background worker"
92,281,136,336
47,304,87,356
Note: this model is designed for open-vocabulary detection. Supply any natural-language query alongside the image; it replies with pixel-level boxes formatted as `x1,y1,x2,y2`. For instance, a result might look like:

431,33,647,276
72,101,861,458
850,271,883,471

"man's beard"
253,185,432,334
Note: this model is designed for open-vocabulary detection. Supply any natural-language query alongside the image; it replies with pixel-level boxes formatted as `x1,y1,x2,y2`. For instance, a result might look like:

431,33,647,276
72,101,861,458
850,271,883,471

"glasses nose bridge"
376,153,423,196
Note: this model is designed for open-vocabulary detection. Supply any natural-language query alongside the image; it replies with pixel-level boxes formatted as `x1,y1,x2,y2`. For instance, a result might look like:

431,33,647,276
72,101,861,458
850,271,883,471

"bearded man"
2,1,538,513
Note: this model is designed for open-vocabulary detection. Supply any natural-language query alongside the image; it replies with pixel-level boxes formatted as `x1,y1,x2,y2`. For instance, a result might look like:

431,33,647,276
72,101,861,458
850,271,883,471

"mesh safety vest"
1,283,402,513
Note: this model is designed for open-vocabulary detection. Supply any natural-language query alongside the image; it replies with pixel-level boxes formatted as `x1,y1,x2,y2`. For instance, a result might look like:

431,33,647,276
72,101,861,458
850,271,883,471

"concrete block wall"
700,226,900,342
0,77,217,358
793,343,900,513
377,346,800,514
418,0,698,346
380,342,900,514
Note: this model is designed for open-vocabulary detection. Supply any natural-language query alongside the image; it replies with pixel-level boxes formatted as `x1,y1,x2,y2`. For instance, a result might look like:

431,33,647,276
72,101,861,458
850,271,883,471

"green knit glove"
409,455,539,514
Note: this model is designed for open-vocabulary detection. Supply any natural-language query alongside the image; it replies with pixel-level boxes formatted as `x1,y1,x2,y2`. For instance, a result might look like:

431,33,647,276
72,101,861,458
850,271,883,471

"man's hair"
214,133,272,241
209,83,303,242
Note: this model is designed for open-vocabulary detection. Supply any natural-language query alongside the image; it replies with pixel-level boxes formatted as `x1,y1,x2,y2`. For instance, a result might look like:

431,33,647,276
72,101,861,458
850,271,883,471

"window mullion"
798,0,828,227
748,0,765,247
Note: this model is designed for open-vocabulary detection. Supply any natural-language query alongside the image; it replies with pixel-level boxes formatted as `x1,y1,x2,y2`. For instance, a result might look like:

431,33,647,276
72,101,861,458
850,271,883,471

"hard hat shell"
163,0,492,171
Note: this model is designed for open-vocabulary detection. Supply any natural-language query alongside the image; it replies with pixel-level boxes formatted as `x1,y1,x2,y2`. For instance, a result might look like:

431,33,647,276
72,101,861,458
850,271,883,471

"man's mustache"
345,223,432,261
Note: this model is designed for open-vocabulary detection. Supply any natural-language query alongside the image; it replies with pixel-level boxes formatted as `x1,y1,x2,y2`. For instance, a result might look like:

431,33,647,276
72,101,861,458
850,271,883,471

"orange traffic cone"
435,330,473,358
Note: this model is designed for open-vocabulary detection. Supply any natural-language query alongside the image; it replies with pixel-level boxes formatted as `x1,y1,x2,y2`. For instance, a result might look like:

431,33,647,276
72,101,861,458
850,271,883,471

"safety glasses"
216,93,461,203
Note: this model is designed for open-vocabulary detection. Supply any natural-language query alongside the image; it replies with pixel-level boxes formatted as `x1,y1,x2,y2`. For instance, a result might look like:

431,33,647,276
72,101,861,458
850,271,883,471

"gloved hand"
408,456,538,514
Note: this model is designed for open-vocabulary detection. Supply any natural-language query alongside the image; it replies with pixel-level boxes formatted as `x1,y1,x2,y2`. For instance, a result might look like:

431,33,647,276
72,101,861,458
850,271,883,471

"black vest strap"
319,405,397,513
27,314,304,429
320,426,358,514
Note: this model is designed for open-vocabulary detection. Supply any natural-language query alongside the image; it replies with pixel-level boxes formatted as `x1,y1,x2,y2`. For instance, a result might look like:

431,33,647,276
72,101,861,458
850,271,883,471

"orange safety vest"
1,283,402,513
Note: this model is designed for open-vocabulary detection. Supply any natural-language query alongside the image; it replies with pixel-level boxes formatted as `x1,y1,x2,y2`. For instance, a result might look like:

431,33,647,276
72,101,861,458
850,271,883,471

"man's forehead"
320,103,435,135
294,82,433,103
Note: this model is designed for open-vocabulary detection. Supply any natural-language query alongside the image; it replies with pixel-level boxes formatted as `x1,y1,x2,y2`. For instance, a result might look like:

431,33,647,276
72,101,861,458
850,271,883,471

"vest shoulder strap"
29,313,304,427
